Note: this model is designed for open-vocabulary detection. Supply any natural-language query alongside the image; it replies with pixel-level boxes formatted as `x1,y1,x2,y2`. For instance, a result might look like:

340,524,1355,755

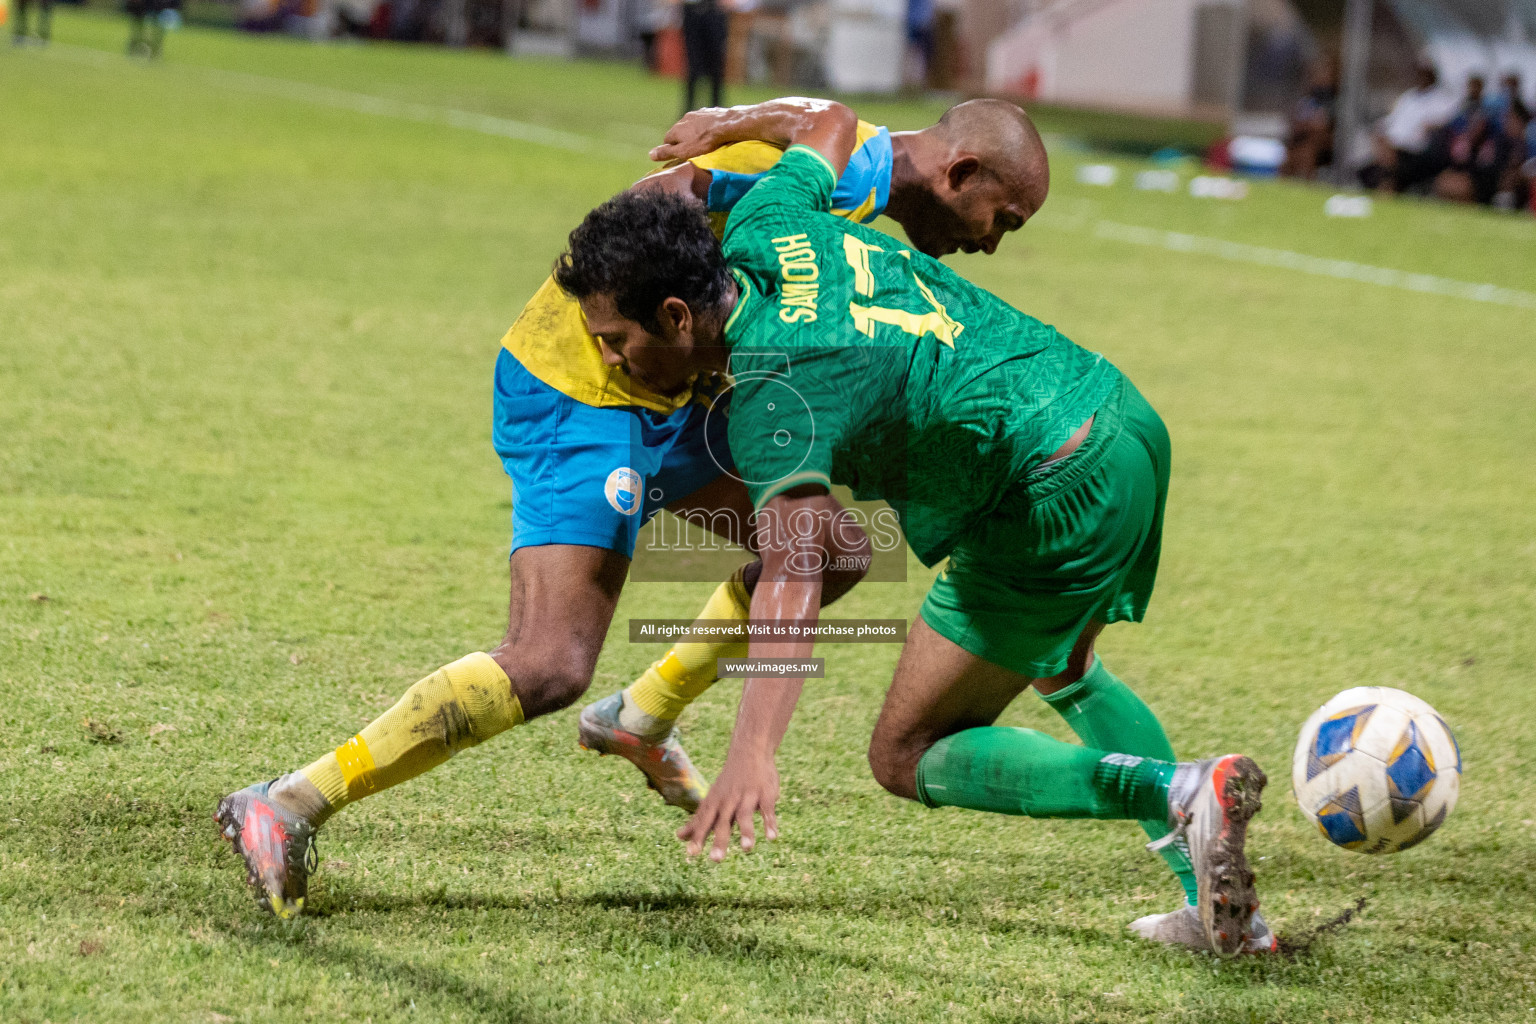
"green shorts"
919,376,1171,677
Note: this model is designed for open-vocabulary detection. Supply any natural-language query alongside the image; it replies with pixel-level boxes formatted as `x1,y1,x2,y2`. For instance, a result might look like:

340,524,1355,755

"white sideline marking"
40,44,1536,309
1094,220,1536,311
46,42,643,161
199,66,643,160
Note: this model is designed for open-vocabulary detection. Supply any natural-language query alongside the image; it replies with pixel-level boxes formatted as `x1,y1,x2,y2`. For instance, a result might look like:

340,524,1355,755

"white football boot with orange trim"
215,781,317,919
1150,755,1268,957
577,691,710,812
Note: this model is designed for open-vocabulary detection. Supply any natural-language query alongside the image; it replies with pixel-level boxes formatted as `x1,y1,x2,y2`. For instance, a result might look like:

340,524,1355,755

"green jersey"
720,145,1121,566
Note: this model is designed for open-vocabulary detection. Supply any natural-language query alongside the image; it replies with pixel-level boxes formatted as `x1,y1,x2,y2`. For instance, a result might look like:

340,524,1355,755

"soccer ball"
1291,686,1461,854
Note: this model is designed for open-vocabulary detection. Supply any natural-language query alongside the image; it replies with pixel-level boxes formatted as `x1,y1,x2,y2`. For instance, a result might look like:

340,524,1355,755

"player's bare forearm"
726,487,866,755
656,97,848,150
716,494,826,760
674,545,815,860
677,489,863,859
651,98,859,179
728,584,818,760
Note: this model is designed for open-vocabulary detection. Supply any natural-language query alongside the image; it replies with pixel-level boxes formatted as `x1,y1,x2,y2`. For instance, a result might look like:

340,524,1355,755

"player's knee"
494,646,594,719
519,660,592,718
866,736,921,801
1036,660,1088,696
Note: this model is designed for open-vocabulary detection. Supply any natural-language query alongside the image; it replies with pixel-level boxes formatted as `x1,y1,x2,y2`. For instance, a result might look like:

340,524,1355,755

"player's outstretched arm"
677,486,868,861
651,98,860,180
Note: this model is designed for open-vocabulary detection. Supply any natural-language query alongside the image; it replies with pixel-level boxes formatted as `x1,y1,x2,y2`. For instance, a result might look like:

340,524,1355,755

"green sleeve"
720,145,840,274
726,345,852,509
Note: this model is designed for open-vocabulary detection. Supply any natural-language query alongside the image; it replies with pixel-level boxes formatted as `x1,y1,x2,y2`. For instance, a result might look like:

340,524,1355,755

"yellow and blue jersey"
694,121,893,231
499,121,894,414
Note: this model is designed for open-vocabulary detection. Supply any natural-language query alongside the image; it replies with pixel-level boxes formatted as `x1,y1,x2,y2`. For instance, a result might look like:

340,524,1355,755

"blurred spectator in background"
126,0,180,56
1281,58,1337,179
1493,88,1531,210
905,0,934,87
1483,73,1523,122
388,0,426,41
1488,75,1532,209
11,0,54,45
332,0,378,38
681,0,728,112
637,0,674,73
238,0,303,33
1433,76,1502,204
1360,63,1457,194
1524,113,1536,214
926,0,962,90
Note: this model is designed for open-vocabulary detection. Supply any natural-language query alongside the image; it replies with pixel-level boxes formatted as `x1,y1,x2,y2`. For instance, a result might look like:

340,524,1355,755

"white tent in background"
983,0,1250,119
1390,0,1536,99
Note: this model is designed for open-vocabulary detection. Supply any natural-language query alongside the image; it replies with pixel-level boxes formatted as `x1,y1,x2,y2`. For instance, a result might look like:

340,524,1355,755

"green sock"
915,726,1175,821
1041,658,1197,905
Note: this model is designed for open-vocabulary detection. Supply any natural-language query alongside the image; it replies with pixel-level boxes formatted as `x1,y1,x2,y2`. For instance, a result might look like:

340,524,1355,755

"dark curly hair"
554,190,731,334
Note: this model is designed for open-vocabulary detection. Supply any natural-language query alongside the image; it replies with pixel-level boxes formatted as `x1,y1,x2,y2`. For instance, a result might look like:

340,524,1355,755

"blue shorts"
492,348,734,557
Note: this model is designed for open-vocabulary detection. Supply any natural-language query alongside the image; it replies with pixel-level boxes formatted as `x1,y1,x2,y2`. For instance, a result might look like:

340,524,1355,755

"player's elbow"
822,100,857,127
822,512,871,600
754,488,863,586
822,102,859,143
787,100,857,155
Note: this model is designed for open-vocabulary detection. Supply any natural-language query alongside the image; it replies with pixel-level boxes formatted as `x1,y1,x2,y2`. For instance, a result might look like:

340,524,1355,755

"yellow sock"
625,566,752,724
301,652,523,814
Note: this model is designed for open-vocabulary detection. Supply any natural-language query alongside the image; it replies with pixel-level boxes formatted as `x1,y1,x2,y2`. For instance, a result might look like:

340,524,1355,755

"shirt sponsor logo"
604,467,644,516
772,233,819,324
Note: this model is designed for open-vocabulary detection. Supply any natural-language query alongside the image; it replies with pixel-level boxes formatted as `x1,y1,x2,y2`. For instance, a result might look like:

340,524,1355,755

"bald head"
884,99,1050,258
933,99,1050,212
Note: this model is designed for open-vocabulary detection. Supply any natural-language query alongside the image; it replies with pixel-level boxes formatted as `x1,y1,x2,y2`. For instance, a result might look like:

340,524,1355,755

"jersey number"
842,236,964,348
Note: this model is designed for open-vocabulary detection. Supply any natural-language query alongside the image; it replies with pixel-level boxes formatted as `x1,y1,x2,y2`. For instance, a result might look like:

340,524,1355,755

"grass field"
3,12,1536,1023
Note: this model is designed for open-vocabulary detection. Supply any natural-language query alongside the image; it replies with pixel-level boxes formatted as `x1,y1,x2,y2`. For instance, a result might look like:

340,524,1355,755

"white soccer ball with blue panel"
1291,686,1460,854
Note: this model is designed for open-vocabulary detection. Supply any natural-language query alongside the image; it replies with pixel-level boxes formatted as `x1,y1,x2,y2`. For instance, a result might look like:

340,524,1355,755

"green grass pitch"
3,12,1535,1022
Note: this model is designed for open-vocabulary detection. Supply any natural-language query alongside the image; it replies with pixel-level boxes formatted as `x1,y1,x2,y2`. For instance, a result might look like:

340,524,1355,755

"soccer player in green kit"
555,102,1276,956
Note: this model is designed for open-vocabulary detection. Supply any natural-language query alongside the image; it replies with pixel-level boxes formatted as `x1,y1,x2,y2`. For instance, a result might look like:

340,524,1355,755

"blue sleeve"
706,167,770,214
830,127,892,223
708,129,892,223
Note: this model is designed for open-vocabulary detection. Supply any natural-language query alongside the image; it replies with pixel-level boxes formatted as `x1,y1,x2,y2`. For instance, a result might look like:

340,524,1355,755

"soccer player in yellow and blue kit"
213,97,1053,920
494,114,901,556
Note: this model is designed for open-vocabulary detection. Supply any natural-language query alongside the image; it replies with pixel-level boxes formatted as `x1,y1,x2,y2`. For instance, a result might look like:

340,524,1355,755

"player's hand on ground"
650,108,733,164
677,753,779,861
